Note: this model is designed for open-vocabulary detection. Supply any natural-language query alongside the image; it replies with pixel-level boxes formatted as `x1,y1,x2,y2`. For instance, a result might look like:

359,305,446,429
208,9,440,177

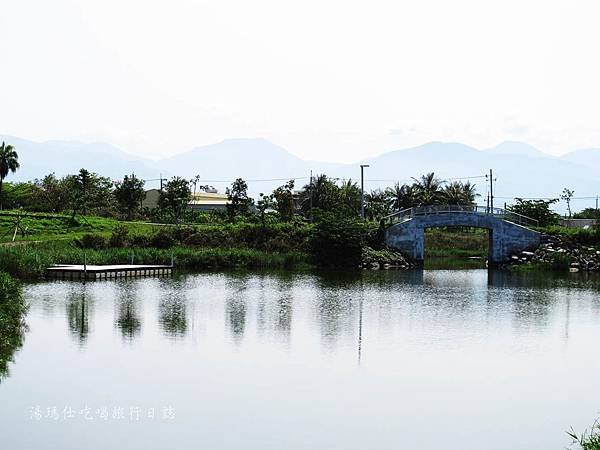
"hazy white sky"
1,0,599,161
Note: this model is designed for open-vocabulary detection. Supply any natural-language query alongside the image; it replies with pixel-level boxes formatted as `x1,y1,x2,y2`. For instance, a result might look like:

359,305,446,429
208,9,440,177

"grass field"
424,228,489,258
0,210,165,243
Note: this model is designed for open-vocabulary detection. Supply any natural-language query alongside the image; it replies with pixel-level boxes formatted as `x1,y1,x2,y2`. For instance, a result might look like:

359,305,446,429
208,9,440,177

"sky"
1,0,600,162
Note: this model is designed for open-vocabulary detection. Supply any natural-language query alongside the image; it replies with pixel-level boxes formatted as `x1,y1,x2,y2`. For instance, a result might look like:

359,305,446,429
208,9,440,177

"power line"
495,195,599,200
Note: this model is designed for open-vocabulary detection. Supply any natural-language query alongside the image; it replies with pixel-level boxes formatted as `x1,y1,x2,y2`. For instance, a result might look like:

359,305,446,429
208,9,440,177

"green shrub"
550,252,572,271
108,224,129,248
309,211,366,267
543,226,600,245
150,230,176,249
0,272,20,302
130,234,150,248
173,226,196,243
77,233,107,250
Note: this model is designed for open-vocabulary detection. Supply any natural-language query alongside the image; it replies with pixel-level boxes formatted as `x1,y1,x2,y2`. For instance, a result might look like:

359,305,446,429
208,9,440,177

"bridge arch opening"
423,226,491,269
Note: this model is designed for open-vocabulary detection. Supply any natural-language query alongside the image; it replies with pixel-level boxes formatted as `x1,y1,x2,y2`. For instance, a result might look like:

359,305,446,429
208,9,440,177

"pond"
1,269,600,449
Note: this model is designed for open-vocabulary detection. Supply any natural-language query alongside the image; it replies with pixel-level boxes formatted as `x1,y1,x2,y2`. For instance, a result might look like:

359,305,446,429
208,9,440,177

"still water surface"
1,269,600,449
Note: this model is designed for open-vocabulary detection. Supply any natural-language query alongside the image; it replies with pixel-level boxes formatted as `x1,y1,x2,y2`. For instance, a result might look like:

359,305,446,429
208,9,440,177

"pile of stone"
508,233,600,272
360,246,416,270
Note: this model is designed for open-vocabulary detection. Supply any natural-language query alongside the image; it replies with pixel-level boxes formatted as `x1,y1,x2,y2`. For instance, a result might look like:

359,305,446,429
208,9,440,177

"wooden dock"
46,264,173,281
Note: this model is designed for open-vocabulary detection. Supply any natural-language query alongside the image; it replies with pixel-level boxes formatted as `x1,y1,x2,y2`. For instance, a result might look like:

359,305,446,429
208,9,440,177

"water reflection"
0,295,27,383
4,270,600,450
66,288,92,346
225,277,249,344
114,284,142,342
158,280,188,339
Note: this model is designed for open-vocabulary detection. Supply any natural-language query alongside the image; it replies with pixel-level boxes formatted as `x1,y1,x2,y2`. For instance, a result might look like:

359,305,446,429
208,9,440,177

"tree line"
11,138,589,227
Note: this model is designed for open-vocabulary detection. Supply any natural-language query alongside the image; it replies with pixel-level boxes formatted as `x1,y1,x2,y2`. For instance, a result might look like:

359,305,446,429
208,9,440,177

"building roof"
189,192,230,205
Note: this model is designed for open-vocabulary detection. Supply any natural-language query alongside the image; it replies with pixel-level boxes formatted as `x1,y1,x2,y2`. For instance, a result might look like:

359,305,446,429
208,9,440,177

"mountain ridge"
2,136,599,211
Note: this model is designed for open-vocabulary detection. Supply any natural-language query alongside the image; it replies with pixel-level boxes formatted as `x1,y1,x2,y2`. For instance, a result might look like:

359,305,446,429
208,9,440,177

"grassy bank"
0,210,160,243
0,242,311,279
0,212,520,276
0,271,28,380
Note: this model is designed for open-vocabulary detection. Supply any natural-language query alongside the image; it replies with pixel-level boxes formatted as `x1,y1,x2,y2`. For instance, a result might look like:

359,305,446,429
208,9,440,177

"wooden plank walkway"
46,264,173,281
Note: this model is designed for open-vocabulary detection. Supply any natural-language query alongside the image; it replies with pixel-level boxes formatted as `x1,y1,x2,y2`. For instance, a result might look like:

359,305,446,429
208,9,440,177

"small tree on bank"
159,177,191,224
272,179,295,221
64,169,113,219
0,142,20,210
226,178,253,222
509,198,559,227
561,188,575,219
114,173,146,220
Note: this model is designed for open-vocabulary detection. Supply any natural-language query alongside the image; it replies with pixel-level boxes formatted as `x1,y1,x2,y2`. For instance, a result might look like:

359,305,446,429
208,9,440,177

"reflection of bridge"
384,205,540,265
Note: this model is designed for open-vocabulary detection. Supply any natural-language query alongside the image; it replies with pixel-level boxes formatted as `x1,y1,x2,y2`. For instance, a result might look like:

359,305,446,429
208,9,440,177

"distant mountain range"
2,135,599,210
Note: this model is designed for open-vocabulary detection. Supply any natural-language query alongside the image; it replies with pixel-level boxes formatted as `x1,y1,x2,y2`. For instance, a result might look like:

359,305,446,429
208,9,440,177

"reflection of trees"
0,289,28,383
159,296,187,338
226,297,246,344
66,290,92,346
276,295,292,337
224,276,250,345
255,275,293,341
115,285,141,342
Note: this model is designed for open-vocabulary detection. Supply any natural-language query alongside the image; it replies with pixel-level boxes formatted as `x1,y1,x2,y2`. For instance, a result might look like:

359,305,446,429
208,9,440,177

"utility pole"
360,164,369,219
160,173,163,192
489,169,494,212
596,195,598,211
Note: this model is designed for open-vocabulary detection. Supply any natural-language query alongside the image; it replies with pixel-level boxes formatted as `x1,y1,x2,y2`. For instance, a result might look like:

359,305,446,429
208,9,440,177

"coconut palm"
412,172,444,206
442,181,477,205
0,142,20,210
385,182,419,211
300,174,330,214
364,189,390,220
459,181,478,205
338,179,361,214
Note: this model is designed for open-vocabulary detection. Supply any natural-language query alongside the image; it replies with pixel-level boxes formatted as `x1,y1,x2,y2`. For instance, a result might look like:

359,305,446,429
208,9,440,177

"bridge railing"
382,204,539,227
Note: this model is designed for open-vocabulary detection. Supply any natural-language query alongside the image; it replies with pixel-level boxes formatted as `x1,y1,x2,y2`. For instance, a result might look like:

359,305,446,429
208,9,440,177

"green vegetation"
309,211,370,268
2,135,597,274
422,228,488,269
0,141,20,211
114,173,145,220
568,420,600,450
424,228,488,258
0,242,310,279
510,253,573,273
508,198,559,226
0,271,27,381
0,211,158,243
574,208,600,220
542,225,600,245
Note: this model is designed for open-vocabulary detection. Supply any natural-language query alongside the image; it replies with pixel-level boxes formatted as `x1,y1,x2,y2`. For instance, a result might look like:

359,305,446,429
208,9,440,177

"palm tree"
0,142,20,210
338,179,361,214
385,182,419,211
299,174,329,214
412,172,444,206
442,181,478,205
459,181,478,205
365,189,390,220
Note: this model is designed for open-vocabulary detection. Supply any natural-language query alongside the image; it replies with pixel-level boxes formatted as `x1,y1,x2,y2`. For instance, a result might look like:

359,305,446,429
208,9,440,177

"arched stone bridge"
384,205,540,265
